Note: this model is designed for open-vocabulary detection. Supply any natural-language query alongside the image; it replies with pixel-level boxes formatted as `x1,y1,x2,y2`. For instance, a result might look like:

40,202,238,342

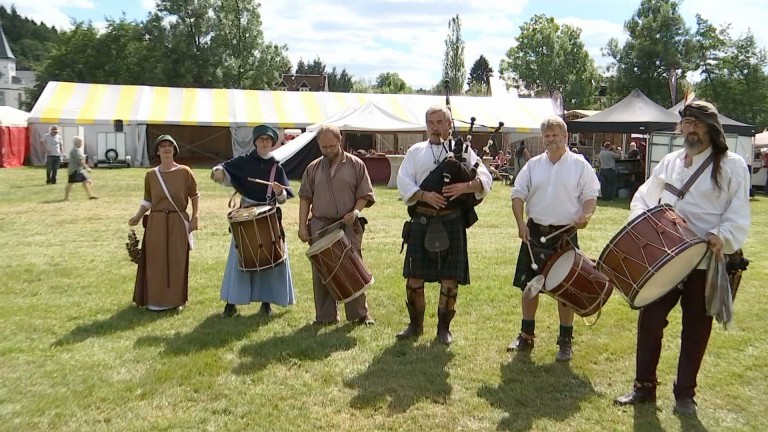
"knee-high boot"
437,284,458,345
396,284,425,339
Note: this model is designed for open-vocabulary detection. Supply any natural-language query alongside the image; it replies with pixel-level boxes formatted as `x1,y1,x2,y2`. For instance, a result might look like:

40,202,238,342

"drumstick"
247,177,293,190
539,224,575,244
312,219,345,240
526,241,538,271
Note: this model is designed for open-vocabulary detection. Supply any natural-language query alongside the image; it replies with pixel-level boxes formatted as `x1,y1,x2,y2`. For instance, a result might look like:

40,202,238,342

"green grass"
0,166,766,431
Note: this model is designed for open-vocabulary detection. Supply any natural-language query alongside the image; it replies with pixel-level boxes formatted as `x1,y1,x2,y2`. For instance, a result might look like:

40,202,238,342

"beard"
684,133,703,150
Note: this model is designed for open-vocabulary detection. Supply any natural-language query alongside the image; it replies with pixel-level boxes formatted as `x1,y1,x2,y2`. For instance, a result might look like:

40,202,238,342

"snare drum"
306,229,373,303
541,248,612,317
228,205,285,271
597,204,707,308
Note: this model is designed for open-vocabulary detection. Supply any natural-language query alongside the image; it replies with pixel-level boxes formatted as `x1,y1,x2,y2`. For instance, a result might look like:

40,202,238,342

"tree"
694,24,768,129
442,14,466,94
467,55,492,95
0,5,60,70
296,56,326,75
351,77,375,93
603,0,693,106
327,66,353,92
153,0,216,88
374,72,412,94
499,14,599,109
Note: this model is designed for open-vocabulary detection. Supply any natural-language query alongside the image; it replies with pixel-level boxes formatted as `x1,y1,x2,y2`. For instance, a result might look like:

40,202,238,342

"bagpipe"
415,80,504,220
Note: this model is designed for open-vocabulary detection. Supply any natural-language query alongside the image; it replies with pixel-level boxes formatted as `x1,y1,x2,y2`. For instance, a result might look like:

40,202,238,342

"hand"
211,167,225,182
706,233,725,262
421,191,447,209
298,226,309,243
188,216,198,232
342,211,357,226
573,214,591,229
517,224,530,242
128,215,141,226
442,181,471,199
272,182,284,196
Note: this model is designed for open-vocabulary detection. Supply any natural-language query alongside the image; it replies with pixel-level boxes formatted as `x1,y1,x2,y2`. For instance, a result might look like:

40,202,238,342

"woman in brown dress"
128,135,199,311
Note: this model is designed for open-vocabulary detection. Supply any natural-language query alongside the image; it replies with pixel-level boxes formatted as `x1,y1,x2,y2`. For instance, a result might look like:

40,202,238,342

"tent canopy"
568,89,681,134
0,106,29,126
306,101,424,132
29,81,555,132
668,93,756,136
755,130,768,146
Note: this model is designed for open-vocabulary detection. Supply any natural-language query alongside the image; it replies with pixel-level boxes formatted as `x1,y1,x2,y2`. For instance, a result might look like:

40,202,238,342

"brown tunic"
133,166,199,308
299,152,375,321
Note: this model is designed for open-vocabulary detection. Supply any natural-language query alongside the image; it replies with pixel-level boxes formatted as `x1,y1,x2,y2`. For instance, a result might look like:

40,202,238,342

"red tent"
0,106,29,168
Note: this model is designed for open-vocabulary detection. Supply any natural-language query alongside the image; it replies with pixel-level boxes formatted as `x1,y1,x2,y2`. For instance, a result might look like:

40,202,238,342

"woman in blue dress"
211,125,295,317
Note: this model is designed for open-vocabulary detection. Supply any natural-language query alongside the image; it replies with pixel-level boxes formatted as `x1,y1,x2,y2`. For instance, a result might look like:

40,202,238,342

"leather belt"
529,219,568,235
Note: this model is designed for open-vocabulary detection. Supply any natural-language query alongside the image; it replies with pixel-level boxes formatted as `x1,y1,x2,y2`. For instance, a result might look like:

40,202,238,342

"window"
0,91,5,106
298,87,310,92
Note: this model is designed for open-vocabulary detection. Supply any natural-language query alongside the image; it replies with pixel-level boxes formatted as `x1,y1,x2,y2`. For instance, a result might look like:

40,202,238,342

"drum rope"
321,244,354,286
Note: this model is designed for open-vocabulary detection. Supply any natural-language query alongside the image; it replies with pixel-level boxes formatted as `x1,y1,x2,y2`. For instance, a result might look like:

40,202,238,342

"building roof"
0,24,15,60
277,74,327,91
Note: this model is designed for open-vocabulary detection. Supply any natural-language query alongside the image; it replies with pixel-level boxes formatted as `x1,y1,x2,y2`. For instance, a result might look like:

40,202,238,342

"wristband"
353,209,360,218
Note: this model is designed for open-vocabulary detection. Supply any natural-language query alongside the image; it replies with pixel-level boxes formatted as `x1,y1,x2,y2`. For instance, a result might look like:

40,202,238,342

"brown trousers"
635,270,712,399
308,217,369,322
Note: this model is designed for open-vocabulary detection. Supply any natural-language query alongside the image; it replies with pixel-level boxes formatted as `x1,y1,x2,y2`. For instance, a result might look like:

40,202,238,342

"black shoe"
614,383,657,406
507,332,534,352
395,300,424,340
673,398,697,416
555,336,573,362
436,309,456,345
259,302,273,316
221,304,238,317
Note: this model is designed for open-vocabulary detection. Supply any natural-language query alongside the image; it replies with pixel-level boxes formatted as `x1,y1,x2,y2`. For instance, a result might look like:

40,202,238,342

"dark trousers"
46,156,61,184
635,270,712,400
600,168,617,200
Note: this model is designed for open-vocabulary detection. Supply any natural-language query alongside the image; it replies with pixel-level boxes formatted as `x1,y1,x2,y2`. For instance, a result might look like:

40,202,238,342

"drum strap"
154,168,194,250
663,154,714,200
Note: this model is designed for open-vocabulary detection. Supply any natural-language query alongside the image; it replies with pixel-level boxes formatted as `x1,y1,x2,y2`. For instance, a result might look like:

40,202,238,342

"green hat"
252,125,278,144
154,134,179,154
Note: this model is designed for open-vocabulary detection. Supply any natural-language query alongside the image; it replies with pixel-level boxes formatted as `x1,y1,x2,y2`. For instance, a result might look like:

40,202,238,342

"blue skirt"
220,239,296,306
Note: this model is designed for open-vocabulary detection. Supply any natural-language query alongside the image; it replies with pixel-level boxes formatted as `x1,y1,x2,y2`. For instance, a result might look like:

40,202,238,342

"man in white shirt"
507,116,600,362
396,105,492,345
41,125,63,184
614,100,750,416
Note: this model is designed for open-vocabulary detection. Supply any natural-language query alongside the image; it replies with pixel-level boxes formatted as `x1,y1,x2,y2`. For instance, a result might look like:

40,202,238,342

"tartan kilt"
403,211,469,285
512,220,579,290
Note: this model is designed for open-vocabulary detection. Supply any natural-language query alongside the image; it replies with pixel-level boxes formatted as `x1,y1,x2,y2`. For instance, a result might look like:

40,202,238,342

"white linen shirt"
511,150,600,226
397,140,492,205
630,146,750,255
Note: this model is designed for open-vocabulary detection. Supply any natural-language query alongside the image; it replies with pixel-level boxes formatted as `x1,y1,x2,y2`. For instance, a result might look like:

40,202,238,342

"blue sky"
3,0,767,89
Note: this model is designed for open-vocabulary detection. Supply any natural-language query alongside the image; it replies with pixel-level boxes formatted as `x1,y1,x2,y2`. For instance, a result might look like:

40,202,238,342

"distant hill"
0,5,60,70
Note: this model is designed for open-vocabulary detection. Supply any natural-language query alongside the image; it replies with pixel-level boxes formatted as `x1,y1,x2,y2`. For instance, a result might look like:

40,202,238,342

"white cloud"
0,0,96,30
680,0,768,48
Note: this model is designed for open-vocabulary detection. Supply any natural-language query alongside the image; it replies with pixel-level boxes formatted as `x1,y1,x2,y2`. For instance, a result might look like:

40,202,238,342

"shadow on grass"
134,311,274,355
38,198,67,204
344,340,453,413
232,322,357,375
52,306,169,347
478,352,597,431
678,412,709,432
632,403,662,432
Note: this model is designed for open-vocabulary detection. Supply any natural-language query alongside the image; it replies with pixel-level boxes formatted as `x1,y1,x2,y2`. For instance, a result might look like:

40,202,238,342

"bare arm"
298,197,311,242
512,197,529,242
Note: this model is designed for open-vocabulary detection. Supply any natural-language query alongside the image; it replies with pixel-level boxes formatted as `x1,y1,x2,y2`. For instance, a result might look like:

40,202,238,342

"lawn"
0,166,765,431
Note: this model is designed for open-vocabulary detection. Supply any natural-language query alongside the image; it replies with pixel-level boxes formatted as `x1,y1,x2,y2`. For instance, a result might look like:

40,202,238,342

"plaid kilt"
512,220,579,290
403,210,469,285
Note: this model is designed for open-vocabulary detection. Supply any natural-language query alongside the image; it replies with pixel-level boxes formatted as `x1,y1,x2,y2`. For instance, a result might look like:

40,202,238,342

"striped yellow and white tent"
28,81,555,166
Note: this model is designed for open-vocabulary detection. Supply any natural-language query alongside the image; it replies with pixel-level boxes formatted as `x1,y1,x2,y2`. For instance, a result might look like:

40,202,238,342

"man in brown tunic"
298,124,376,324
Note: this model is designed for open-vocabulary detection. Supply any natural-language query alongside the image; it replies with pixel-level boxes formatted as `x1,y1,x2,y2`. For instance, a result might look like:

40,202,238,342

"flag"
668,68,677,106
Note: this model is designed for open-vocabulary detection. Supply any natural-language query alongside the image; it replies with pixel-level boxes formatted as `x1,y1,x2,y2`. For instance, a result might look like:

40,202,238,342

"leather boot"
436,308,456,345
396,300,424,339
614,381,657,406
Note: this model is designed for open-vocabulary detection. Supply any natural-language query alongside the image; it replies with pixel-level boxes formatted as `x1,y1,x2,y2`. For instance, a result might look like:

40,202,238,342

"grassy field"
0,166,766,431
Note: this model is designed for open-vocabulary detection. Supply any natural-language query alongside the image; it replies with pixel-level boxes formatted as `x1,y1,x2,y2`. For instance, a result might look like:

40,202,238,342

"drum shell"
541,248,612,317
228,206,285,271
306,230,373,303
597,204,707,308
